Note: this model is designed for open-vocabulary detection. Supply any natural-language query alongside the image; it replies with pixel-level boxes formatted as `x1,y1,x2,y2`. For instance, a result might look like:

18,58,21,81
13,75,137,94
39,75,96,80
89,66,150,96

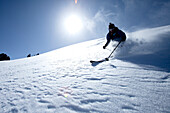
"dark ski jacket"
104,27,126,48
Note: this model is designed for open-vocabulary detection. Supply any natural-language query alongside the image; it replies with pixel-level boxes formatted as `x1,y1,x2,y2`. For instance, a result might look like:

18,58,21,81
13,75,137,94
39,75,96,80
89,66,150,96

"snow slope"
0,25,170,113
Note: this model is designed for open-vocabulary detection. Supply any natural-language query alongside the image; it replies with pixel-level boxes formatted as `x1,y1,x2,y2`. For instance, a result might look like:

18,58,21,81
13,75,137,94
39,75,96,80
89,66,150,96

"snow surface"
0,25,170,113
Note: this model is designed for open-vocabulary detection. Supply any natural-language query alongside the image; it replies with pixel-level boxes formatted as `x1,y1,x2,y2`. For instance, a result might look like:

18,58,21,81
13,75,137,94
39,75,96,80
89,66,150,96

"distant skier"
103,23,126,49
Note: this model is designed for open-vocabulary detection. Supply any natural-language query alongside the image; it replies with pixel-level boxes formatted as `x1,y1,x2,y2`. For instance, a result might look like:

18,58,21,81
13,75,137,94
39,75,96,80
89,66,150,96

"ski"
90,58,109,63
90,41,121,64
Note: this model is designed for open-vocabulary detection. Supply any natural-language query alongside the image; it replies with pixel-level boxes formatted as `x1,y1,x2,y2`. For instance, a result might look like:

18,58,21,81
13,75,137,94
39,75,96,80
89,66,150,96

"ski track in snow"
0,26,170,113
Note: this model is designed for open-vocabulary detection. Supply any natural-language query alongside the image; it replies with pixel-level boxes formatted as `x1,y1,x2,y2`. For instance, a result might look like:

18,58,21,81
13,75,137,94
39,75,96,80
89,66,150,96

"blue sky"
0,0,170,59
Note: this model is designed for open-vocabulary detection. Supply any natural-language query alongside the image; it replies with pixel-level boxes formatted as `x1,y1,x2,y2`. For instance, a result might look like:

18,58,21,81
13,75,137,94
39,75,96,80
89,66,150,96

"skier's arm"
103,39,110,49
103,33,111,49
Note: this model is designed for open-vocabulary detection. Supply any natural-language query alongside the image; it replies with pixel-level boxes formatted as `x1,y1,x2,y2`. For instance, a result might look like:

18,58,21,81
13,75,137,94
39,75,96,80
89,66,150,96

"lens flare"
75,0,77,4
58,87,73,98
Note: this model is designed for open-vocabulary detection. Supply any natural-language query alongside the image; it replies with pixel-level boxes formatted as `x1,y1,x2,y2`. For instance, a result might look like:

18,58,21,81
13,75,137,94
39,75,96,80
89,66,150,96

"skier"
90,23,126,63
103,23,126,49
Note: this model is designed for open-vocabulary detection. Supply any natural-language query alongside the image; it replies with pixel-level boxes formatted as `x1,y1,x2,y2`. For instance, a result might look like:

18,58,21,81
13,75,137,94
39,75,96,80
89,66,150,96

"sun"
64,14,83,34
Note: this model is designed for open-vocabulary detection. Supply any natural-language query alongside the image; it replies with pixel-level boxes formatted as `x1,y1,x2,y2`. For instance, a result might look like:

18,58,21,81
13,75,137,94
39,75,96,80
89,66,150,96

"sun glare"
64,14,83,34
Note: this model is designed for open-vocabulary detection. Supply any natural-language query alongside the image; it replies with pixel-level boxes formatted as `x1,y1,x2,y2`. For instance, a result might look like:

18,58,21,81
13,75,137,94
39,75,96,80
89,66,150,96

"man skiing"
90,23,126,63
103,23,126,49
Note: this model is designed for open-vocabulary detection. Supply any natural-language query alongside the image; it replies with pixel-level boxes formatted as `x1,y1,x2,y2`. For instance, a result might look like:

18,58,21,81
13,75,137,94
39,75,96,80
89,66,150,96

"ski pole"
106,41,122,60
